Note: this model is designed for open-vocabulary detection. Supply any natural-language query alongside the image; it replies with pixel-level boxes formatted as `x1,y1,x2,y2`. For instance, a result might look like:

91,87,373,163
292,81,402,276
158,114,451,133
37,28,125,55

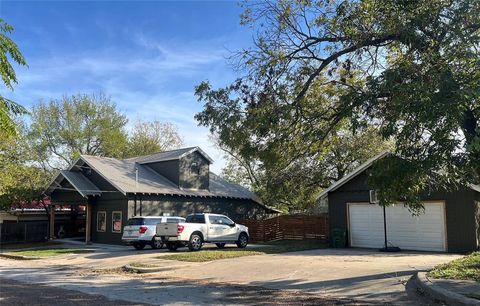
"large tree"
29,93,129,169
125,119,184,158
197,0,480,207
0,125,51,211
0,19,28,136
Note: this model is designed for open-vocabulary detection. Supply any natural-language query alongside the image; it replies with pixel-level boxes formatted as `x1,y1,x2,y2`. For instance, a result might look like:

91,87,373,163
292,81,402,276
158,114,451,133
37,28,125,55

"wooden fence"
238,214,329,242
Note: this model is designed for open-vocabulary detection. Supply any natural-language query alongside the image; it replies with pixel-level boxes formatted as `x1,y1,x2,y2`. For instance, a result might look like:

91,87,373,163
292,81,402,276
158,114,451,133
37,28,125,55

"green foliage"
0,126,51,210
29,93,129,168
198,0,480,208
0,19,28,136
124,119,184,158
197,79,392,211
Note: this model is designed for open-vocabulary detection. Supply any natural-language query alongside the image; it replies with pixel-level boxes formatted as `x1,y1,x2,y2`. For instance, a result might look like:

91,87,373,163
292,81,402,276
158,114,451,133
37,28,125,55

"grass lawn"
160,240,327,262
128,262,159,268
0,241,62,250
427,252,480,282
5,248,94,258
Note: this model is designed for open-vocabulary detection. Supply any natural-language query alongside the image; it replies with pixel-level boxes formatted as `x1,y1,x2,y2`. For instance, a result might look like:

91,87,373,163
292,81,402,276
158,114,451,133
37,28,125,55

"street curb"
123,264,185,273
414,272,480,306
0,253,43,260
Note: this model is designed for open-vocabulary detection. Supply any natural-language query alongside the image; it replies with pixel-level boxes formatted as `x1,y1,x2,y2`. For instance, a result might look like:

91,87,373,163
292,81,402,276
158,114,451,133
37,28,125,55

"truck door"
217,216,238,240
207,215,223,241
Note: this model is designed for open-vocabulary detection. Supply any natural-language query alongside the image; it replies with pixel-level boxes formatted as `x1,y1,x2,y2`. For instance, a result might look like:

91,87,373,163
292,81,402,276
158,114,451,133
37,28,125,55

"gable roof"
129,146,214,164
46,170,102,198
317,151,390,200
317,150,480,200
46,148,267,206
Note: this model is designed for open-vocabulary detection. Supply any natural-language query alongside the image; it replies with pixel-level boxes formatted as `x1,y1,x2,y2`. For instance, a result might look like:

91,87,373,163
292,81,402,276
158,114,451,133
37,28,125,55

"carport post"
49,205,55,239
85,203,92,244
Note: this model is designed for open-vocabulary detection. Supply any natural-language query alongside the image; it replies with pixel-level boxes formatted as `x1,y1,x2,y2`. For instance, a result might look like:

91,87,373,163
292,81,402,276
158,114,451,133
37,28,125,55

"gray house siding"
127,194,271,221
91,193,129,245
328,170,479,253
179,151,209,190
145,160,180,185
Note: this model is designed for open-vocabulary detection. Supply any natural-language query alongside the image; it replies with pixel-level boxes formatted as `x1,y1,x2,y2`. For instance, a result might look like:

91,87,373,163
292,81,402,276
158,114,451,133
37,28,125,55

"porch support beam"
85,202,92,244
49,205,55,239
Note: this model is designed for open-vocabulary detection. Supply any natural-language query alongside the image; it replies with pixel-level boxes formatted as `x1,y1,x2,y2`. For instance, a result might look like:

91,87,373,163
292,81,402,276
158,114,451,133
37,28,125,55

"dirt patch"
0,278,149,306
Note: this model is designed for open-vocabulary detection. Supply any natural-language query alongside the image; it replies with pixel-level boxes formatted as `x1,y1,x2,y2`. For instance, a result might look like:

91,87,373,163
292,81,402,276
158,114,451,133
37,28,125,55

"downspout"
135,165,139,216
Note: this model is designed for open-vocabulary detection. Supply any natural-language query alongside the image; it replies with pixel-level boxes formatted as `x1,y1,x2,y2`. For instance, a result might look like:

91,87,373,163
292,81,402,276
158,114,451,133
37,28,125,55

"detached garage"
318,152,480,253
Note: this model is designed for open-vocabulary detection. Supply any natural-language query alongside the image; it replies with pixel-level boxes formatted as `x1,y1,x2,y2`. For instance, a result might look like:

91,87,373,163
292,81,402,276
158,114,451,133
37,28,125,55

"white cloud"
5,32,233,173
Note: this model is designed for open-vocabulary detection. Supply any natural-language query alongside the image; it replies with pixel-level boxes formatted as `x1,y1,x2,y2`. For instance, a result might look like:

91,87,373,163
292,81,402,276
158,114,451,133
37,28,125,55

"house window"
112,211,122,233
191,162,200,175
97,211,106,232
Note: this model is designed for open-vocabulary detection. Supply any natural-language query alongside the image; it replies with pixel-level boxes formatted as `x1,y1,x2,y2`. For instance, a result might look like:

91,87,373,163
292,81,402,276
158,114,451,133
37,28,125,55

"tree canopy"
28,93,185,169
196,0,480,208
29,93,129,169
125,119,184,158
0,18,28,136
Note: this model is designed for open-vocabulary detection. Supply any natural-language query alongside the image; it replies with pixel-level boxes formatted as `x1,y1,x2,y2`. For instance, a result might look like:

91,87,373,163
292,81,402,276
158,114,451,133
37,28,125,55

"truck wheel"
188,233,203,251
151,237,164,249
166,242,178,251
215,243,226,249
236,233,248,248
133,242,146,250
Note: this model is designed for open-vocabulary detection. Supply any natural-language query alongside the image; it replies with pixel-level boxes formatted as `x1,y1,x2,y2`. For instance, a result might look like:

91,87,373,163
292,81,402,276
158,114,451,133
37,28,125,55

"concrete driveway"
158,248,461,305
0,243,461,305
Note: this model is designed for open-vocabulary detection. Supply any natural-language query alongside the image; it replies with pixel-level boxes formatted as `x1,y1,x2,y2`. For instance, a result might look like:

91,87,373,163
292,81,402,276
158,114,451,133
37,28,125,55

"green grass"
427,252,480,282
6,248,94,257
466,293,480,300
128,262,159,268
0,241,62,250
160,240,327,262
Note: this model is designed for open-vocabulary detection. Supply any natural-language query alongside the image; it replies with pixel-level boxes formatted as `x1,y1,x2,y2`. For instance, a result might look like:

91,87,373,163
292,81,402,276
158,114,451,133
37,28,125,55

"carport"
45,170,102,243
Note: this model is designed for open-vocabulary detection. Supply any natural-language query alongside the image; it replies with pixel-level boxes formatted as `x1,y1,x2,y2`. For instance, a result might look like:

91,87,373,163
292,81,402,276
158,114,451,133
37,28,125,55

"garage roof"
317,151,480,200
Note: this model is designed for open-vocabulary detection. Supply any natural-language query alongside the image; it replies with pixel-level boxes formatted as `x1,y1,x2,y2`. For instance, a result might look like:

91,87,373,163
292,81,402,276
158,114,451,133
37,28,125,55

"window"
208,215,222,224
219,216,235,226
167,217,184,223
186,214,205,224
126,218,144,226
144,218,162,225
112,211,122,233
190,162,200,175
97,211,106,232
208,215,234,226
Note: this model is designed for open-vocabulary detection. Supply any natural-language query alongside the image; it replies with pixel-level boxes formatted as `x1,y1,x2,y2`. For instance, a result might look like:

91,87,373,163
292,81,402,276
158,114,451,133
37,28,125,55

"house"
45,147,280,244
318,151,480,253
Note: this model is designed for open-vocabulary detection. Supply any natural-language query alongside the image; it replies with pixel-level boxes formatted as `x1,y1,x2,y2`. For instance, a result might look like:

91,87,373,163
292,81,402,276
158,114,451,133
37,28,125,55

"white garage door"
348,202,446,252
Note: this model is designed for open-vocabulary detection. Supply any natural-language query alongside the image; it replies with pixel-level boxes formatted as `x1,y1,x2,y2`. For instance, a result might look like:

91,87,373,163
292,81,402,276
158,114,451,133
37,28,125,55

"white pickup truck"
156,213,249,251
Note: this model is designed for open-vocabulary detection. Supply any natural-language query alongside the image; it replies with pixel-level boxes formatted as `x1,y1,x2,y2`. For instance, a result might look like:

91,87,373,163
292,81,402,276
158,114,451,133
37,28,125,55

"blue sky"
0,0,252,172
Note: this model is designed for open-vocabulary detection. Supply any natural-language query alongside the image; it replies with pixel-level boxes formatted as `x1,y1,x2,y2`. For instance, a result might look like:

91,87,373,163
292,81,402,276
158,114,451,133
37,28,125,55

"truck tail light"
139,226,148,234
177,225,184,234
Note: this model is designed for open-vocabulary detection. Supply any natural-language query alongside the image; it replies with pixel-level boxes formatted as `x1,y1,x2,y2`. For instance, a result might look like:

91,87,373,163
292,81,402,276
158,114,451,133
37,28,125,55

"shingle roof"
63,153,263,203
317,150,480,200
128,147,214,164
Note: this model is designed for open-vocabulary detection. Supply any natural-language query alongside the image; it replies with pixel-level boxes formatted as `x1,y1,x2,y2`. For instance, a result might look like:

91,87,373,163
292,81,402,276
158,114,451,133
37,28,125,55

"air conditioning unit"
369,190,379,204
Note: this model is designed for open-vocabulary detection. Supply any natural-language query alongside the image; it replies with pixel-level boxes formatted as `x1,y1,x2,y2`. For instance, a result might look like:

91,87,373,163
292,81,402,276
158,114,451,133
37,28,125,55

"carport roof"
46,170,102,198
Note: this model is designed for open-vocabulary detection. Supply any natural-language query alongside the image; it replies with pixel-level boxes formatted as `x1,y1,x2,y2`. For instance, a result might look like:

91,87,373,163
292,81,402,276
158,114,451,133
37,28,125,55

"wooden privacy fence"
239,214,328,242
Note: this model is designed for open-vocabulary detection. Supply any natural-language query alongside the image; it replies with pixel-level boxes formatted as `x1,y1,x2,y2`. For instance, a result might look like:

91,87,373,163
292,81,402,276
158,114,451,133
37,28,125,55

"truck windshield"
186,215,205,224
